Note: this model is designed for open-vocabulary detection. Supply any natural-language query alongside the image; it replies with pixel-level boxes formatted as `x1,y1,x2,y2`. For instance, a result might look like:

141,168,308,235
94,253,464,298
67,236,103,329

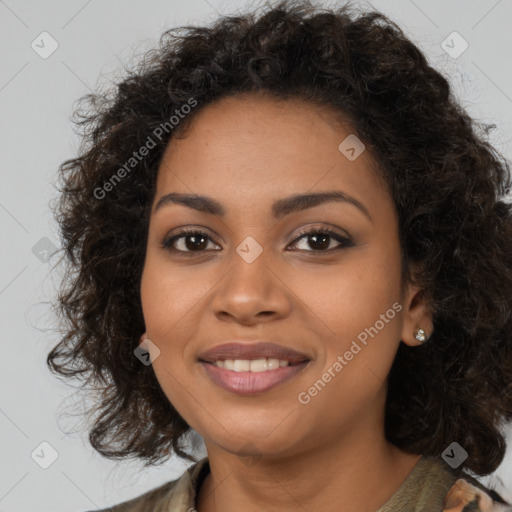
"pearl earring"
414,328,427,343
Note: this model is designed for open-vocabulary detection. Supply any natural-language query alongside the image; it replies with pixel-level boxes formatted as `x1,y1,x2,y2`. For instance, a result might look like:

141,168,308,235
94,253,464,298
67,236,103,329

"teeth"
214,358,290,371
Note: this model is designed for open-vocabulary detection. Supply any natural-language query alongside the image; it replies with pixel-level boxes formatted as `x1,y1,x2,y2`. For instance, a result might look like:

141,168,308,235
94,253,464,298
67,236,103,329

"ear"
139,331,148,344
400,283,434,347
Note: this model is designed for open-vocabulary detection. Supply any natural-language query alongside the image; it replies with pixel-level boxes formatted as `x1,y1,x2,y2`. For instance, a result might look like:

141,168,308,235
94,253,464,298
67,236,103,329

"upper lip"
198,341,310,364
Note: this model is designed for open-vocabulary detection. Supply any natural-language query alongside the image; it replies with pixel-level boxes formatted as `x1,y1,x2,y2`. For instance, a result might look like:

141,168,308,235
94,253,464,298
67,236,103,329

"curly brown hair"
47,0,512,475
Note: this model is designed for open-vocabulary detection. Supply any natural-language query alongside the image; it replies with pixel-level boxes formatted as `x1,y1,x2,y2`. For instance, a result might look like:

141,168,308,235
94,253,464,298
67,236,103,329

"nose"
210,243,292,325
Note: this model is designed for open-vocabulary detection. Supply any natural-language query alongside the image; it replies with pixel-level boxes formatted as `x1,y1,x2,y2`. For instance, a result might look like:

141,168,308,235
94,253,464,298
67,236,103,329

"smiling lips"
198,341,311,395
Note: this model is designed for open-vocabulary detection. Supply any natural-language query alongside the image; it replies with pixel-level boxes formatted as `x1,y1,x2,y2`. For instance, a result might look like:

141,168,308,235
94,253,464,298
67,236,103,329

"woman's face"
140,94,431,459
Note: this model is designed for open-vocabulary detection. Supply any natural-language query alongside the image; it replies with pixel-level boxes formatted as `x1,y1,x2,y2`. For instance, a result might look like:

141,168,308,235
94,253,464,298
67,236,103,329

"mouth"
205,358,303,370
197,341,311,395
199,360,310,395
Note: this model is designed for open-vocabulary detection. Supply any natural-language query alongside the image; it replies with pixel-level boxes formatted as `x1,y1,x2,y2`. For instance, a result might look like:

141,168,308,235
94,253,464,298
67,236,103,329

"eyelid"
293,223,351,239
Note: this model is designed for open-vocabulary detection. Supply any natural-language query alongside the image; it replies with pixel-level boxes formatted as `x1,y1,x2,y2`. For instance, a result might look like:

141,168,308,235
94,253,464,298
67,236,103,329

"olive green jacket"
87,455,511,512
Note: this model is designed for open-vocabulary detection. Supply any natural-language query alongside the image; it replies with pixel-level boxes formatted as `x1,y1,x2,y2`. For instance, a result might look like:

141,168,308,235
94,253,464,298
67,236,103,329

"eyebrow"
153,190,372,222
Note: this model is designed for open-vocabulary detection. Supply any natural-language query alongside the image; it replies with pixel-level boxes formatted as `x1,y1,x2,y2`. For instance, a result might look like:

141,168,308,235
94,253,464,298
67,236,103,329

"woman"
47,1,512,510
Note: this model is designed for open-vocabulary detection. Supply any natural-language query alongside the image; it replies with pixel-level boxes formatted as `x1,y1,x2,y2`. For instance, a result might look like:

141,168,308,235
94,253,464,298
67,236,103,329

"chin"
203,422,305,459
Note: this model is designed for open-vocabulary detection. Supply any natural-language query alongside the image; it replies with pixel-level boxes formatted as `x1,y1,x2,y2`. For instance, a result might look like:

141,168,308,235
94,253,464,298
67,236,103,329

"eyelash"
161,226,353,256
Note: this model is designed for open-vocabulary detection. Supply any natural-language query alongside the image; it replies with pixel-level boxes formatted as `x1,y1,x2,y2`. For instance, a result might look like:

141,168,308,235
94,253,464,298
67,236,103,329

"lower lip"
199,361,309,395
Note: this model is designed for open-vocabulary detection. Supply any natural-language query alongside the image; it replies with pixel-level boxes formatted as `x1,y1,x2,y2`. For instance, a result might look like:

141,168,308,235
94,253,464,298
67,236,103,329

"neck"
196,419,421,512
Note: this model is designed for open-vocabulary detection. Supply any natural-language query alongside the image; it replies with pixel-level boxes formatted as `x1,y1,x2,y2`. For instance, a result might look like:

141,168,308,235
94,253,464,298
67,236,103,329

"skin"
140,93,433,512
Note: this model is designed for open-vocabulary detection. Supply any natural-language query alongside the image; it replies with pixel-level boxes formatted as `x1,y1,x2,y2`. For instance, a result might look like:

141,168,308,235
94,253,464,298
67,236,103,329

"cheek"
287,251,401,335
141,257,206,338
140,262,202,418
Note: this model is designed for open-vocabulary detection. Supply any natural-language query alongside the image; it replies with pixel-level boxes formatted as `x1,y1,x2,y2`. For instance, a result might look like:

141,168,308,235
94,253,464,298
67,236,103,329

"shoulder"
83,478,179,512
443,476,512,512
377,455,512,512
83,457,209,512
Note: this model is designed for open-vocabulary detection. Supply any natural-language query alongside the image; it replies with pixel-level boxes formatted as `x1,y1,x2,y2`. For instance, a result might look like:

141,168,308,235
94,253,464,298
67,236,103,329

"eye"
162,228,220,255
289,226,354,252
161,226,354,256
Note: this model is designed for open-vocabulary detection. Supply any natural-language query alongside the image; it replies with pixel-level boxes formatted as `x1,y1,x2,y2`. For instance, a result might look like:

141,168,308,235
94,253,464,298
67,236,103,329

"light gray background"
1,0,511,511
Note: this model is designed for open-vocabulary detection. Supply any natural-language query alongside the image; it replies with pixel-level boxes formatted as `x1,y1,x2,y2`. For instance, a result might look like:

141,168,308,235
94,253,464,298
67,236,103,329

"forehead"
154,94,389,216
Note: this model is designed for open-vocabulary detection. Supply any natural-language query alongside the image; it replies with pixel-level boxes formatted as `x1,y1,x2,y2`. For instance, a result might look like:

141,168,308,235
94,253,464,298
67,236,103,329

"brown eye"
162,229,220,254
289,227,354,252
